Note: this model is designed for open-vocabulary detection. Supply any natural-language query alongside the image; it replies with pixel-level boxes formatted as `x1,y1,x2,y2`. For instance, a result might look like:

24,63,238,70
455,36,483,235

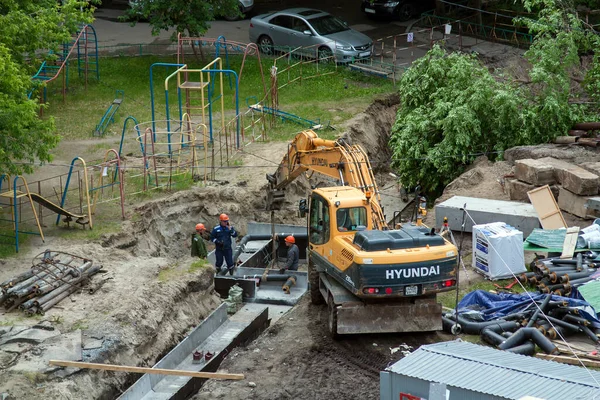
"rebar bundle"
0,250,101,315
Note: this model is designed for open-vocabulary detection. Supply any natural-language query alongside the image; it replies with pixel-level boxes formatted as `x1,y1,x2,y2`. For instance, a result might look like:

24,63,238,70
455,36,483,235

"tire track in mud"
306,304,392,379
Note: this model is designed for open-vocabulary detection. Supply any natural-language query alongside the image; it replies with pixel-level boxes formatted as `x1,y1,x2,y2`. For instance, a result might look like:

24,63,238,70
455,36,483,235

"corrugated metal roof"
387,340,600,400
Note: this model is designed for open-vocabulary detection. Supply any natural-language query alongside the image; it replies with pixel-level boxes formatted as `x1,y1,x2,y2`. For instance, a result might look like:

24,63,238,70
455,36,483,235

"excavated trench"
0,94,403,400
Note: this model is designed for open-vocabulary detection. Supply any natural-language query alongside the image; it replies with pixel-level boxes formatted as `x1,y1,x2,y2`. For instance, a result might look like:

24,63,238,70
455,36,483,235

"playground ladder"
29,25,99,99
94,90,125,136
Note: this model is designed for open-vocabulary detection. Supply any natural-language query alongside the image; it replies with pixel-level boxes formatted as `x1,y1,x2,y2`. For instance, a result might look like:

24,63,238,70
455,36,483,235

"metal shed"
380,340,600,400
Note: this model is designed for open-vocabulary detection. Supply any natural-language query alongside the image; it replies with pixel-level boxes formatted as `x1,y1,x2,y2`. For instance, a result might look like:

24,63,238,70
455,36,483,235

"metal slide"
21,192,89,225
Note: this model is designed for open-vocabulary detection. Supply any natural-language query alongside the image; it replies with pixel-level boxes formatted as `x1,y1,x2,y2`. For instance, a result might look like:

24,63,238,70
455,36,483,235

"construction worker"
191,223,208,259
279,235,299,274
210,213,238,275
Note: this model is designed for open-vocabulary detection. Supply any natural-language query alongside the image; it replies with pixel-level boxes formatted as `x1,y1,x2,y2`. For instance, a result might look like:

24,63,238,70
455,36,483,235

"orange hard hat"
219,213,229,221
285,235,295,244
196,223,205,231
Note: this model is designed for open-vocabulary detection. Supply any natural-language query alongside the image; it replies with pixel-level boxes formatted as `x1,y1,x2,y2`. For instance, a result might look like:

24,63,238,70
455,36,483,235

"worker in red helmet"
210,213,238,275
191,223,208,259
279,235,299,274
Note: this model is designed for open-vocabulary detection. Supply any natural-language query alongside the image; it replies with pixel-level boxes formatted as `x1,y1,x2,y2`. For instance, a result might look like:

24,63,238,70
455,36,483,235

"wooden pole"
48,360,245,380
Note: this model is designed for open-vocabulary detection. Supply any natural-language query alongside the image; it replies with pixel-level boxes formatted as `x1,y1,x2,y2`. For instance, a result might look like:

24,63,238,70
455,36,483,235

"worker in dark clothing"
279,235,299,274
210,213,238,275
191,223,208,259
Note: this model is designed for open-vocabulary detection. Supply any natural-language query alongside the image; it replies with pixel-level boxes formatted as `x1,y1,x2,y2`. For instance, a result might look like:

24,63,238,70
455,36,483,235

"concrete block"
579,162,600,177
557,187,600,219
435,196,541,236
560,167,599,195
537,157,600,195
507,179,536,201
514,159,556,185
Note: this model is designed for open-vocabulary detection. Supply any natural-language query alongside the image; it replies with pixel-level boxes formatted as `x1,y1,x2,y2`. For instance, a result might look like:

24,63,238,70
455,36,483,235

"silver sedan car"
249,8,373,63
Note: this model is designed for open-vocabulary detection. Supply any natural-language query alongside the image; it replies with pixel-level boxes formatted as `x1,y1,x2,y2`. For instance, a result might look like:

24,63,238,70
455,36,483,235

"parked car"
224,0,254,21
249,8,373,63
360,0,435,21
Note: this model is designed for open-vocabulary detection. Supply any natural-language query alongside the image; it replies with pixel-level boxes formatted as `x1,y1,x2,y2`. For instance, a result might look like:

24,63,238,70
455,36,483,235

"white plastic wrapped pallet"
472,222,526,280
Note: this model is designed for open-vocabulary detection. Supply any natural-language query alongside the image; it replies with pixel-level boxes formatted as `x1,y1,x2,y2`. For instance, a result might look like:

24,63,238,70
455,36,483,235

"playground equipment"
29,24,99,104
0,174,92,252
94,90,125,136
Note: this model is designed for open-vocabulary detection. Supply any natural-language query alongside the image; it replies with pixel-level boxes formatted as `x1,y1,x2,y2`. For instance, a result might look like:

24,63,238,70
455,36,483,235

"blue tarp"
458,290,600,328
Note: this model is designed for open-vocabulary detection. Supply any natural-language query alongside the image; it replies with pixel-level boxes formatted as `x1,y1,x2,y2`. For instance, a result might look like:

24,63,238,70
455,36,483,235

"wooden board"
48,360,245,380
561,226,580,259
527,185,567,229
536,353,600,368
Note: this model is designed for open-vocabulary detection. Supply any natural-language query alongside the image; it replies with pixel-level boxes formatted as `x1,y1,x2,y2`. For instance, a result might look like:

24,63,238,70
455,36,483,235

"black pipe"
526,293,552,328
545,315,581,333
563,314,591,327
551,259,578,266
442,316,461,335
232,233,308,263
559,271,595,283
568,277,594,286
577,253,583,270
498,328,558,354
481,328,505,346
580,325,600,343
504,341,536,356
547,301,569,309
446,315,509,335
546,326,569,340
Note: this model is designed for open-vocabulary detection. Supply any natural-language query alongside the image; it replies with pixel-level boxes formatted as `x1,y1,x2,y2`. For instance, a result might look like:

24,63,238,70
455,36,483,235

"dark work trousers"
215,248,234,275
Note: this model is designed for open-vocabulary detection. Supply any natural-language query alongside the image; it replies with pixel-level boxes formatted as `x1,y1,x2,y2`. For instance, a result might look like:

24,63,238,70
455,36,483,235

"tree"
0,0,94,176
126,0,239,52
389,0,597,195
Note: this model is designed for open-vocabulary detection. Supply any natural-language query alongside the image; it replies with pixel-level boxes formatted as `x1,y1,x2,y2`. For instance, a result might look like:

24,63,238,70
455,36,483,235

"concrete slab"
0,342,32,354
119,303,268,400
435,196,541,236
557,187,600,219
514,159,556,185
507,179,535,201
0,327,61,345
82,338,104,350
8,329,82,373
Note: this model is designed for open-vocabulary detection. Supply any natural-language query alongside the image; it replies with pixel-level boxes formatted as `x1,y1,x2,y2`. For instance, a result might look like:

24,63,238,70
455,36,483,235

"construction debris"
0,250,101,315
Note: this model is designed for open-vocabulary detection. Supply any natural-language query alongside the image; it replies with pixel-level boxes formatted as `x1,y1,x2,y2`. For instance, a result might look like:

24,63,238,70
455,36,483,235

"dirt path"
192,297,448,400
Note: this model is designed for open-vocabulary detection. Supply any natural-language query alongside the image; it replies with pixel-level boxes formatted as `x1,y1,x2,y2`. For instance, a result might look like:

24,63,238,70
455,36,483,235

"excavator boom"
267,130,386,229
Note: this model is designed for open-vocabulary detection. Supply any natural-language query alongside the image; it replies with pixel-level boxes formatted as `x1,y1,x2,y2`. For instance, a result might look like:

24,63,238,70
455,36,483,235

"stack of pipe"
563,122,600,147
518,254,599,296
443,292,600,357
0,250,100,315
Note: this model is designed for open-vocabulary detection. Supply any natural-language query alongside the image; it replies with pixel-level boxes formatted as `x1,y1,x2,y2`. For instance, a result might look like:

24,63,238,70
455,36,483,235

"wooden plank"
535,354,600,368
561,227,580,259
49,360,245,380
527,185,567,229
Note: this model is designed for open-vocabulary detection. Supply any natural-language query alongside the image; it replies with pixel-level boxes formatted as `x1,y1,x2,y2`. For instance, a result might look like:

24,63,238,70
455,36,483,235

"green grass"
60,221,122,241
42,54,395,141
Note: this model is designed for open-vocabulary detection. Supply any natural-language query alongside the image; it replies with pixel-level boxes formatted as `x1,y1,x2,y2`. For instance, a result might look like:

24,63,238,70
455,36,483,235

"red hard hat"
196,223,205,231
219,213,229,221
285,235,295,244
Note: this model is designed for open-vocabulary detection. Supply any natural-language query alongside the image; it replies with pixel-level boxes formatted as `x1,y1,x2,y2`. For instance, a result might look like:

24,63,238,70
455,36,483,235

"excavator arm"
266,130,387,229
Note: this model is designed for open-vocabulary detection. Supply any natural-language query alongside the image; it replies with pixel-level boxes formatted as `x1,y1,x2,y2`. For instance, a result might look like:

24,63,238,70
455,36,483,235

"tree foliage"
0,0,94,175
390,0,597,195
127,0,239,39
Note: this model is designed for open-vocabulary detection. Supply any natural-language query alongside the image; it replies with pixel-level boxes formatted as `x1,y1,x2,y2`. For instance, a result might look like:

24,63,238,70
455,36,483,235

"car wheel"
397,3,417,22
258,35,274,56
318,47,334,64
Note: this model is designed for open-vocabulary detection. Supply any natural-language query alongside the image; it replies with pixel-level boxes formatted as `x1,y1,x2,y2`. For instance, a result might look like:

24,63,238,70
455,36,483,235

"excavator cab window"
336,207,366,232
309,194,330,245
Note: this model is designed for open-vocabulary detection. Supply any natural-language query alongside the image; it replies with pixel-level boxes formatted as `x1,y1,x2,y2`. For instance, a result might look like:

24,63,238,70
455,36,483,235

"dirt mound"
343,93,400,173
102,183,307,259
435,156,513,206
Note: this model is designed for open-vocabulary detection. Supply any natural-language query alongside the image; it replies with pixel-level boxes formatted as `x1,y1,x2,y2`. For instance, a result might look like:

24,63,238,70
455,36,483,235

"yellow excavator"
267,130,458,337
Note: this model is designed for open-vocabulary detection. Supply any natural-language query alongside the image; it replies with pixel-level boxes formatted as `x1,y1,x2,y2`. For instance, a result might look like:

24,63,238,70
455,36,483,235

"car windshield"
308,15,349,35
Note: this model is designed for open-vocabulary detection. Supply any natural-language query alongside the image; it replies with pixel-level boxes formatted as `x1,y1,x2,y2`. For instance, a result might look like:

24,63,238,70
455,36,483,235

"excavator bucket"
335,298,442,334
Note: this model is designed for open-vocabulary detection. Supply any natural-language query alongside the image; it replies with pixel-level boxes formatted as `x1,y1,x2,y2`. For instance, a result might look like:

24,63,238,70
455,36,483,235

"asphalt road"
94,0,413,49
